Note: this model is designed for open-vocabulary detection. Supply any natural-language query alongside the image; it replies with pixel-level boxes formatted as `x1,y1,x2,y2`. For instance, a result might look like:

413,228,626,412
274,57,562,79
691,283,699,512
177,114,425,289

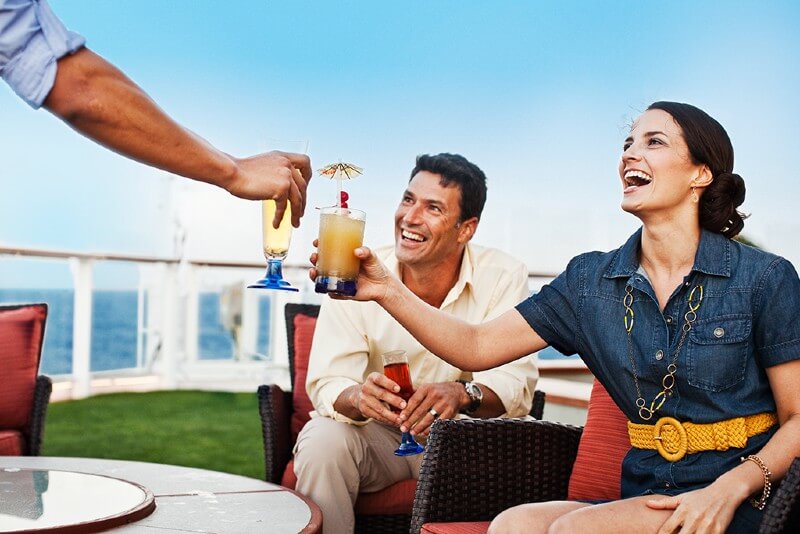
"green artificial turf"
43,390,264,480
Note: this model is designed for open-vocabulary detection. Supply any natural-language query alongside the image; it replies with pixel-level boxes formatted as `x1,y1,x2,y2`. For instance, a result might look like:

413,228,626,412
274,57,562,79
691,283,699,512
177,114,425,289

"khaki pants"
293,416,423,534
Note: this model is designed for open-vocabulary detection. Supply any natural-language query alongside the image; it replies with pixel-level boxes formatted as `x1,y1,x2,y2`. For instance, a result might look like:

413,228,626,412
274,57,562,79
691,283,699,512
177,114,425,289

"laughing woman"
312,102,800,533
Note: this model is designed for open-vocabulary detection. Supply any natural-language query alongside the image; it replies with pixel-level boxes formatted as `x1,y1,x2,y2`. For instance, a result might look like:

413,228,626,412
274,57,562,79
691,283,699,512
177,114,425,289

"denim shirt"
516,228,800,497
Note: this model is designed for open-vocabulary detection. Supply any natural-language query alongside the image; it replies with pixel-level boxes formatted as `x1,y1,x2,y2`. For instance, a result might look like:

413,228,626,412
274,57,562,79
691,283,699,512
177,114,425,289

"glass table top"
0,468,154,532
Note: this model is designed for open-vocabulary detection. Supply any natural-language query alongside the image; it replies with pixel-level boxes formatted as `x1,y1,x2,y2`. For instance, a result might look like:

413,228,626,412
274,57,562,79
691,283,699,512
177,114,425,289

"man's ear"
457,217,478,244
693,165,714,189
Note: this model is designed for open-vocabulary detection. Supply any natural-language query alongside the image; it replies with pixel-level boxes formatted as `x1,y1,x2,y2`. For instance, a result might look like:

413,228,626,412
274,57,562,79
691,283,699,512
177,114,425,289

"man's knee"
294,417,364,472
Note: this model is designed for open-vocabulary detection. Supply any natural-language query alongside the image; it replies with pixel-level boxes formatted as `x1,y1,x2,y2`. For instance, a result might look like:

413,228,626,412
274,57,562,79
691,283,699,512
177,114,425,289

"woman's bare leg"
489,496,676,534
488,501,590,534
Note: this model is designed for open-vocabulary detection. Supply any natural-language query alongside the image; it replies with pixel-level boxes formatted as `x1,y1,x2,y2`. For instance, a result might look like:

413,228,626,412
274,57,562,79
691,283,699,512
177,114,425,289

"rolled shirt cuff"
2,0,85,108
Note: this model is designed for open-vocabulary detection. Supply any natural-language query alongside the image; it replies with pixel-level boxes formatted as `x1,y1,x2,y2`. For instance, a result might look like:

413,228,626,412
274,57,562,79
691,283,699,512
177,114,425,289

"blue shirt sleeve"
0,0,85,108
754,257,800,367
515,254,584,356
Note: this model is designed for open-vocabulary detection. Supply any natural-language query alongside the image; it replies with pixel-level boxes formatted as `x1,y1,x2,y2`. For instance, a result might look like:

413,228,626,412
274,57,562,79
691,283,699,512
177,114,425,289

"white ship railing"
1,245,582,419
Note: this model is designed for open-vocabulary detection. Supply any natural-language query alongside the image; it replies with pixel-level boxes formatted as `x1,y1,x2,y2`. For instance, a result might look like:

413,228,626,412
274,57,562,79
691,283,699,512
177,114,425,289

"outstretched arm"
311,246,547,371
43,48,311,226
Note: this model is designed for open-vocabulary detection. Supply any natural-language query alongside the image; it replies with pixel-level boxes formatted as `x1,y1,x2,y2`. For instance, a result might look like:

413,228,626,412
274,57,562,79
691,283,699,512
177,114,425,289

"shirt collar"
387,244,475,308
604,227,731,279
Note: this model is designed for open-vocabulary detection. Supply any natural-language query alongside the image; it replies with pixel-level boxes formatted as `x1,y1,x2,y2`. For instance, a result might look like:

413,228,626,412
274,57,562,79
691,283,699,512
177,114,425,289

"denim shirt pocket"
687,314,752,391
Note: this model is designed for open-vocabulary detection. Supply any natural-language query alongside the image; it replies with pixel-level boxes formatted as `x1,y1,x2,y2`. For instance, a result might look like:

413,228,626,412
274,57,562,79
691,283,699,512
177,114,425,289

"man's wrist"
456,380,483,414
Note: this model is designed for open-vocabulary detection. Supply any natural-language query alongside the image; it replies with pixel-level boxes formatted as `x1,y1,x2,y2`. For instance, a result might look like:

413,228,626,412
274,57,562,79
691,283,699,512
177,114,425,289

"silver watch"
457,380,483,414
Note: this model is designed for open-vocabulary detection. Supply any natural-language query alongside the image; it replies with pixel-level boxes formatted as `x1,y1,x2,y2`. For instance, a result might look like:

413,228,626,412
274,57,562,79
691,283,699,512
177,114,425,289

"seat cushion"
0,430,25,456
281,459,416,515
290,313,317,443
0,304,47,430
567,379,630,501
421,522,490,534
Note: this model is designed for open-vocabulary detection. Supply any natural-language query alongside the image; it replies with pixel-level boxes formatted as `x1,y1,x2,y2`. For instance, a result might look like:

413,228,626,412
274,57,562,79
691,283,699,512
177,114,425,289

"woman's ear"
693,165,714,189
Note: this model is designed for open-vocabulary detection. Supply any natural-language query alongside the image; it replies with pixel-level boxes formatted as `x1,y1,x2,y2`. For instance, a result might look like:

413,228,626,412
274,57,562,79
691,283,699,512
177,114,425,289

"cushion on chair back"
567,379,630,501
0,304,47,431
0,430,25,455
290,313,317,443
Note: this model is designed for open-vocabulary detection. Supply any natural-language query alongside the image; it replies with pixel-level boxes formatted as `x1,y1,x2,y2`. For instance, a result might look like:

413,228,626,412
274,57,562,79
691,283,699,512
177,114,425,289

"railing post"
240,283,259,359
161,262,180,389
69,257,94,399
183,263,199,362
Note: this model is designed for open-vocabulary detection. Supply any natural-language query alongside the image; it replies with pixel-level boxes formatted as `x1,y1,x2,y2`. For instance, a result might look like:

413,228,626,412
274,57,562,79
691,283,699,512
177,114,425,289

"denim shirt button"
655,350,664,361
665,316,673,324
714,327,725,338
664,482,670,488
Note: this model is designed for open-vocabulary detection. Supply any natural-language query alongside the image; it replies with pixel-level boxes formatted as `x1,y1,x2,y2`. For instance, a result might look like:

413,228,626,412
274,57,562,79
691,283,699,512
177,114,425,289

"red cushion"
354,478,417,515
0,304,47,430
290,314,318,443
422,522,490,534
567,379,630,501
281,459,416,515
0,430,25,456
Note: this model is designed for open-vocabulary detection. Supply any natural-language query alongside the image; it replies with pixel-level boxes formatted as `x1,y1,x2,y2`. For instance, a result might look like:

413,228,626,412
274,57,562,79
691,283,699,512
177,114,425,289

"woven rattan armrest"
410,418,582,533
257,384,293,484
26,375,52,456
760,455,800,533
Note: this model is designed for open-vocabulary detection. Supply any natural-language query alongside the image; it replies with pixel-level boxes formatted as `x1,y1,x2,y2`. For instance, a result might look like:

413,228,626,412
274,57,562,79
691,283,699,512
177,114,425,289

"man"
0,0,310,227
298,153,538,534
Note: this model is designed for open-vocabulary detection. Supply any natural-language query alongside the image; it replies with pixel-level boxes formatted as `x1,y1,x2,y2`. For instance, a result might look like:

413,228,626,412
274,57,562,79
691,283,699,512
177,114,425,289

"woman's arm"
320,246,548,371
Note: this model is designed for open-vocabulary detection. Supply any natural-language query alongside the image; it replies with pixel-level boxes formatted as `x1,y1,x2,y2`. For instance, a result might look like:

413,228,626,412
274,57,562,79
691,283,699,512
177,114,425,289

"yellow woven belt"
628,412,777,462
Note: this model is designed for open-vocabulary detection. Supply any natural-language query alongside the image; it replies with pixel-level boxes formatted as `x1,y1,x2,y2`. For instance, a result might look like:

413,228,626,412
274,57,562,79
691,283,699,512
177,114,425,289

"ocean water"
0,289,272,375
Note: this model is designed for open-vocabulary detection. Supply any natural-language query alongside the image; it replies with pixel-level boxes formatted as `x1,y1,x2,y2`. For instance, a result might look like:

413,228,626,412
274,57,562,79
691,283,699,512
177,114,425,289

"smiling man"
295,153,539,534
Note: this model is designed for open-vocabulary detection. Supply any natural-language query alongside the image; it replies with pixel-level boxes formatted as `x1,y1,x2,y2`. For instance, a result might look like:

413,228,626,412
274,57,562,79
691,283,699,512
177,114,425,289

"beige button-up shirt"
307,243,539,424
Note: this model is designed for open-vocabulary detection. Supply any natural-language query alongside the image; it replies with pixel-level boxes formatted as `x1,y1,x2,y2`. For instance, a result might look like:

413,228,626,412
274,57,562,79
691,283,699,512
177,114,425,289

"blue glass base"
315,275,357,297
394,432,424,456
248,259,299,292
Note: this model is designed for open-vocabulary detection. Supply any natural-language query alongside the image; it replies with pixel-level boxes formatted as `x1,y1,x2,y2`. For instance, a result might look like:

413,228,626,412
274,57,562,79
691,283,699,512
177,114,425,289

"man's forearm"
332,385,367,421
44,48,237,189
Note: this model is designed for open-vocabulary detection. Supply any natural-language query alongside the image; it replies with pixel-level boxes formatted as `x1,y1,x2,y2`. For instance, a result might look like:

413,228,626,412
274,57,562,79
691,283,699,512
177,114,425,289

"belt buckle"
653,416,688,462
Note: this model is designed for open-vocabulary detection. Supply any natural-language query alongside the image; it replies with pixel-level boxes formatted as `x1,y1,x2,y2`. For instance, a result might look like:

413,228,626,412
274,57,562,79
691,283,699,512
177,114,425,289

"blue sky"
2,0,799,288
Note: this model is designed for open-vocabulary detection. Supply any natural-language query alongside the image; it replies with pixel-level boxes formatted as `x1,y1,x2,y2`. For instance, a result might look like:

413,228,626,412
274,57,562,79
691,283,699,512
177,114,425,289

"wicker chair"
259,303,546,533
412,416,800,533
0,303,52,456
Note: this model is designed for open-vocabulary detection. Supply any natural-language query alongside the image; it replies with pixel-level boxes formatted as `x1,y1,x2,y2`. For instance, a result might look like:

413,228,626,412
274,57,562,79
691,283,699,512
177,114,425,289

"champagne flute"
248,139,308,291
382,350,425,456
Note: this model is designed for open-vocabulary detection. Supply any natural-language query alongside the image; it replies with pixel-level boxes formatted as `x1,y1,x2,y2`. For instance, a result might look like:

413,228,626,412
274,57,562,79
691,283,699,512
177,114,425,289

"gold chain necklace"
623,283,703,421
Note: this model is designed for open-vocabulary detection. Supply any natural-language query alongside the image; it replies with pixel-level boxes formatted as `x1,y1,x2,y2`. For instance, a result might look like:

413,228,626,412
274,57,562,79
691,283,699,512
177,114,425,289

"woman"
311,102,800,533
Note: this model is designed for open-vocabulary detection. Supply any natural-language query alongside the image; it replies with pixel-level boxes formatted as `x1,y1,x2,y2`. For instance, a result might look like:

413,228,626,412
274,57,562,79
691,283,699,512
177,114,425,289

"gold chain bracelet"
741,455,772,510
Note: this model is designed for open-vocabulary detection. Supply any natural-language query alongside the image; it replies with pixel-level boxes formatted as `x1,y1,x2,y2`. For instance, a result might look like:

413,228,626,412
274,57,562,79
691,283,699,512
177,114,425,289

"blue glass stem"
394,431,425,456
247,259,299,292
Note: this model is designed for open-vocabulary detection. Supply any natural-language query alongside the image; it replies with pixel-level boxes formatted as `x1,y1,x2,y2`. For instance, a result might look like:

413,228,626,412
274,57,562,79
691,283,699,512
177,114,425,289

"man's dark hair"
410,153,487,222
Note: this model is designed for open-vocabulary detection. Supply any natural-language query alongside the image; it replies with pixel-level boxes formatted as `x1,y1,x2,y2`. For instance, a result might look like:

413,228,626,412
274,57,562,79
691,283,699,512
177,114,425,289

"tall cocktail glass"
248,199,298,291
314,207,366,297
381,350,424,456
249,140,308,292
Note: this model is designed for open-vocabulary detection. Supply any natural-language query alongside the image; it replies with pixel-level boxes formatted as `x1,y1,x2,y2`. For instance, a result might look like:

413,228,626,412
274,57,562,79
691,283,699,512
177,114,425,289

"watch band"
457,379,483,414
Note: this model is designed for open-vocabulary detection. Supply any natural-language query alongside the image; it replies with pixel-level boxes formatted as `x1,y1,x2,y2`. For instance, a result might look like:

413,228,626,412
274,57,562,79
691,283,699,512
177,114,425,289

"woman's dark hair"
647,101,747,239
410,153,487,222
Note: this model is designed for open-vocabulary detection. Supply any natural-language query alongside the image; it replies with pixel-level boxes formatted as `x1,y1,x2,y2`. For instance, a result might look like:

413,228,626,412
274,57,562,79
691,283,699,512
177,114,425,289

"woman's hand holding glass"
309,242,393,303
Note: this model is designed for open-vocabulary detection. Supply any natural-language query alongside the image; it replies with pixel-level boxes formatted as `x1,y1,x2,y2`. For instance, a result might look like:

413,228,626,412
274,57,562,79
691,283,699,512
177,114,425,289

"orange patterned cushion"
0,430,24,456
567,379,630,501
422,522,490,534
290,313,318,443
0,304,47,430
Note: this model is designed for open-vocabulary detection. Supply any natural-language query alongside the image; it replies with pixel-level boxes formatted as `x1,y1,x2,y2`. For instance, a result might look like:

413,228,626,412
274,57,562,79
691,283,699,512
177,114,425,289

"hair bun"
714,172,746,208
699,171,747,239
